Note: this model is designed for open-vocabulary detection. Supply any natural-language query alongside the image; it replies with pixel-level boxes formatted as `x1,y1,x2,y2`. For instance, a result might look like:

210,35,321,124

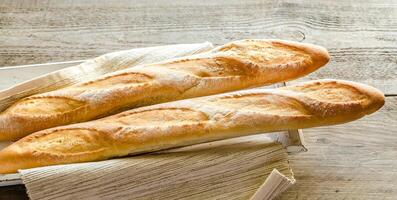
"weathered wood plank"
279,97,397,199
0,0,396,199
0,0,396,94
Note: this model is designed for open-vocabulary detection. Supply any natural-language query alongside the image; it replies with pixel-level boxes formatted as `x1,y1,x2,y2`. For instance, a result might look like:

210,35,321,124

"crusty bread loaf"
0,39,329,141
0,79,384,173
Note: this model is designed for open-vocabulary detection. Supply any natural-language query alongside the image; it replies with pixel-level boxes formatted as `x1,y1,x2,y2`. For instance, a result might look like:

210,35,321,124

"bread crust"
0,39,330,141
0,79,384,173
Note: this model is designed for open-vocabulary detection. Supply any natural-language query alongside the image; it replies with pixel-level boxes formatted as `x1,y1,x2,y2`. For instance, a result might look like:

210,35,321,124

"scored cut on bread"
0,39,330,141
0,79,384,173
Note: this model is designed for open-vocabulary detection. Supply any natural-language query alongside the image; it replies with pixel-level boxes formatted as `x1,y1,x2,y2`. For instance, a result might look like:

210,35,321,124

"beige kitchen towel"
250,169,295,200
3,42,295,199
0,42,213,111
19,135,294,200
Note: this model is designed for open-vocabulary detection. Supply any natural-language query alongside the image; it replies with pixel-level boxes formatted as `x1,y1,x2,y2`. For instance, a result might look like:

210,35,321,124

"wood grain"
278,96,397,199
0,0,396,94
0,0,396,199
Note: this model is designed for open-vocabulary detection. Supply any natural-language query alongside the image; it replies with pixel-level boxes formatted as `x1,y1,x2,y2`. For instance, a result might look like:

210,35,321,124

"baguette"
0,79,384,173
0,39,330,141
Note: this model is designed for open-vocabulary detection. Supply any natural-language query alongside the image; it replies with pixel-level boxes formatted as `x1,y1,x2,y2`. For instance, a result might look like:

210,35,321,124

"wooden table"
1,0,396,199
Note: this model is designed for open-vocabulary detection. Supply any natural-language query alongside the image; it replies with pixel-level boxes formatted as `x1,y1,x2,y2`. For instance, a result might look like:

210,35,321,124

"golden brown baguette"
0,79,384,173
0,39,329,141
